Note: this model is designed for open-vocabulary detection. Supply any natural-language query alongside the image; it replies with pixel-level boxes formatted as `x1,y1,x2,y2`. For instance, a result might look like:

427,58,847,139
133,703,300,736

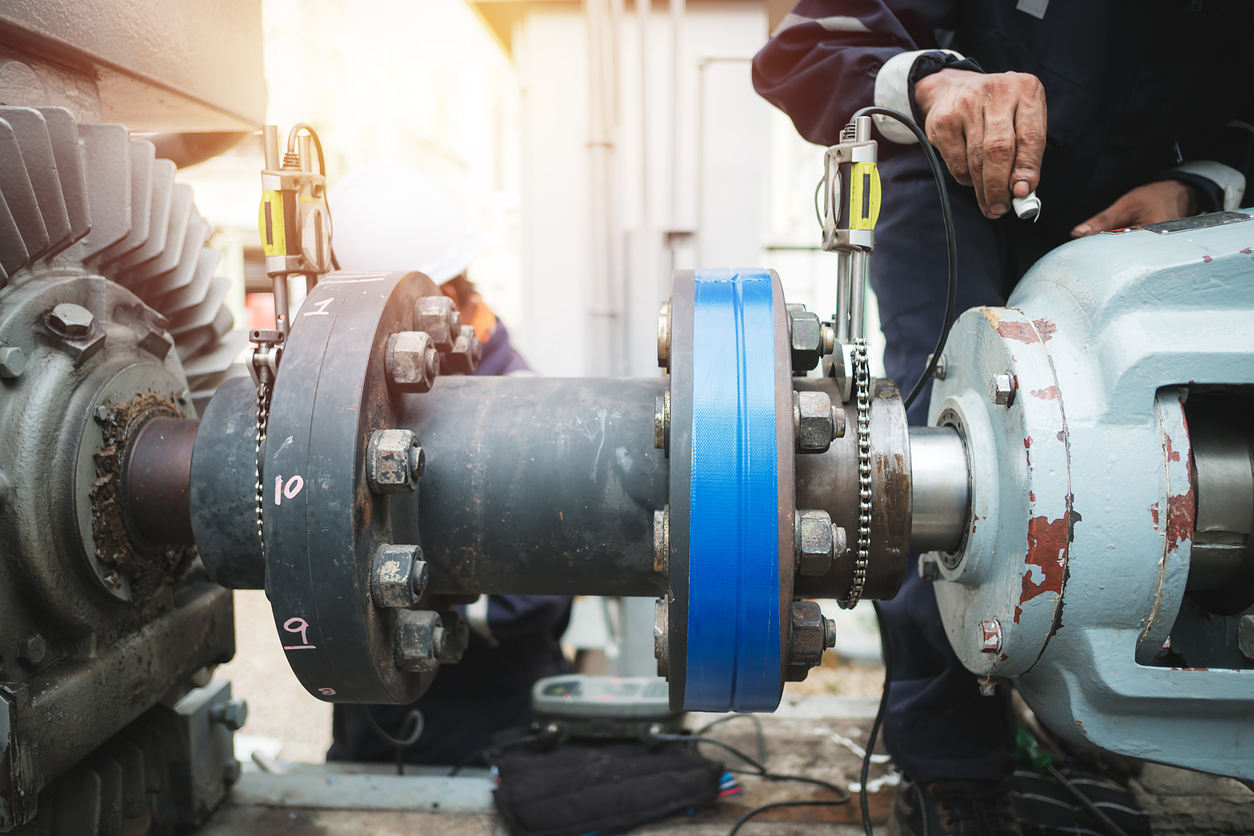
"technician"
753,3,1253,834
324,163,572,766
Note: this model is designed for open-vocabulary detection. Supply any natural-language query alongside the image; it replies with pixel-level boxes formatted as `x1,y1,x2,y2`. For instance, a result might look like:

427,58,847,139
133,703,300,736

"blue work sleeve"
752,0,952,147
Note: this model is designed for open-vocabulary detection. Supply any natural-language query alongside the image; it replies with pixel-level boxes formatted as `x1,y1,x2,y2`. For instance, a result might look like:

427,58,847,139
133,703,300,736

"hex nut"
991,373,1016,406
366,429,421,494
979,619,1003,654
794,390,836,453
918,553,940,581
415,295,461,352
1238,615,1254,661
789,308,823,373
795,509,836,577
17,632,46,667
654,391,670,452
371,543,426,609
653,506,670,575
442,326,483,374
789,600,827,666
209,699,249,731
654,597,669,678
657,299,671,370
386,331,440,394
0,346,25,378
47,303,94,338
395,610,444,673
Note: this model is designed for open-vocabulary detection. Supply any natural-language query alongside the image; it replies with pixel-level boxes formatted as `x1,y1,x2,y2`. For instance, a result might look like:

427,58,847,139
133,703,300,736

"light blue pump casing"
929,213,1254,778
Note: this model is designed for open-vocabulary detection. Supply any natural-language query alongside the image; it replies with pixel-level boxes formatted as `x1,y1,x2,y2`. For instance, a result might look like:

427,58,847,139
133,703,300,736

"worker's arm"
1072,121,1254,236
753,0,1045,220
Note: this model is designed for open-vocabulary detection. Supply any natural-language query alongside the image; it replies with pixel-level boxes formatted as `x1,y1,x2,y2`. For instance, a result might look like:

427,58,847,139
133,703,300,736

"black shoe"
889,776,1023,836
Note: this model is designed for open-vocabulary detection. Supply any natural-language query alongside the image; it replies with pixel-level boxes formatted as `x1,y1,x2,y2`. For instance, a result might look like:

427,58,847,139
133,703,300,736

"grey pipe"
909,426,969,553
397,376,670,597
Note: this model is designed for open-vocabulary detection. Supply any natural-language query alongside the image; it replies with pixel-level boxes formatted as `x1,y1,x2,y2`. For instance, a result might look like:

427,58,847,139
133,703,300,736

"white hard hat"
328,162,480,284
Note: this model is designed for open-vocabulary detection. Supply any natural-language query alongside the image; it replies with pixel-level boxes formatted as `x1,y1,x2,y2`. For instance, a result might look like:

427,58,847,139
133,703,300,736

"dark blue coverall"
753,0,1253,782
328,320,572,766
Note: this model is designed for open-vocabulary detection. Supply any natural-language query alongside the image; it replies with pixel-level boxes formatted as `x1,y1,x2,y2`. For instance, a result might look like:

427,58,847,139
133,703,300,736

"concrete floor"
210,591,1254,835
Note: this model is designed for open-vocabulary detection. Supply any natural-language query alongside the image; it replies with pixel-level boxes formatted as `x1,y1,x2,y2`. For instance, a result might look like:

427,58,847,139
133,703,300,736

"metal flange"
263,270,445,703
664,268,795,712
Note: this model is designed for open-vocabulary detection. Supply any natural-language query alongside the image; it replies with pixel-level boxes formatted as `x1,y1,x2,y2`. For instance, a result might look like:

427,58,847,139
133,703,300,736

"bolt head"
919,554,940,581
991,373,1016,406
47,303,94,338
823,617,837,650
788,600,827,665
1238,615,1254,661
442,326,482,374
17,633,46,667
415,296,460,352
371,544,424,609
657,300,671,370
830,403,846,439
386,331,439,394
789,309,823,373
795,390,836,453
654,392,670,451
654,597,669,678
367,429,421,494
0,346,26,378
209,699,249,731
795,509,835,577
653,506,669,575
395,609,444,672
979,619,1003,654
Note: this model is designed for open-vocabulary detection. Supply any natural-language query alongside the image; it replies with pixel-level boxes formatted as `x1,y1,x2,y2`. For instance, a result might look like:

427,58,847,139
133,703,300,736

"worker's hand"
913,69,1047,220
1071,180,1200,237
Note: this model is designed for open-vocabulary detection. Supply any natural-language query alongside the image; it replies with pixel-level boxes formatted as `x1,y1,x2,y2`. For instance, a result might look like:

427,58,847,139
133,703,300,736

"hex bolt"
795,509,836,577
793,390,837,453
443,326,483,374
831,403,846,439
979,619,1003,654
17,632,46,668
385,331,439,394
919,553,940,581
654,391,670,452
209,699,249,731
991,373,1016,406
928,352,947,380
823,617,837,650
832,525,848,561
366,429,422,494
1238,615,1254,661
653,506,670,575
978,675,1000,697
788,600,827,666
47,303,94,338
394,610,445,672
820,322,836,357
657,299,672,370
371,543,425,609
654,597,669,678
788,307,824,373
415,295,462,352
0,346,26,378
409,443,427,480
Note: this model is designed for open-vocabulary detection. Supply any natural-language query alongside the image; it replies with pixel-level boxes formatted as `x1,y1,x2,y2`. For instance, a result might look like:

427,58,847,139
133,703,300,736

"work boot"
888,776,1022,836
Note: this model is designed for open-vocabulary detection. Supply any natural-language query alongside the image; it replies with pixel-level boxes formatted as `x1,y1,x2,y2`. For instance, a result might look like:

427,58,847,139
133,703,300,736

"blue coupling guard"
684,269,782,711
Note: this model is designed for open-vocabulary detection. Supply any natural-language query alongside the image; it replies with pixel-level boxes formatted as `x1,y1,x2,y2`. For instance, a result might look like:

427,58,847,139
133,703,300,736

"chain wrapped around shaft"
254,376,270,551
842,338,872,609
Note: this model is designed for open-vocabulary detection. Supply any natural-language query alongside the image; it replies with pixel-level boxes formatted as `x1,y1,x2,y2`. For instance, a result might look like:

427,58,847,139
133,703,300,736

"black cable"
648,727,852,835
860,601,892,836
358,706,424,776
846,106,959,412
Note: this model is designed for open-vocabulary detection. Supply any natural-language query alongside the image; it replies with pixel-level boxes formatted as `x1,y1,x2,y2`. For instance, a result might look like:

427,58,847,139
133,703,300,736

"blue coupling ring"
675,268,793,712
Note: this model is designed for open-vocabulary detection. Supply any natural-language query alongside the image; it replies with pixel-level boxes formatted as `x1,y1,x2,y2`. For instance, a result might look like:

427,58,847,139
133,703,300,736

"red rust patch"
1024,437,1032,448
1241,248,1251,254
1030,386,1060,400
1149,503,1160,527
1165,434,1181,463
1203,255,1213,263
1032,319,1056,341
1029,491,1036,503
1165,489,1195,551
1016,515,1068,622
997,320,1039,343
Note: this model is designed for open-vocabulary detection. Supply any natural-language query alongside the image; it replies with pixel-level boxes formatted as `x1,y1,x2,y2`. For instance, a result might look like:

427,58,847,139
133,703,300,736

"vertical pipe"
669,0,684,233
263,125,281,171
835,250,851,341
849,249,866,341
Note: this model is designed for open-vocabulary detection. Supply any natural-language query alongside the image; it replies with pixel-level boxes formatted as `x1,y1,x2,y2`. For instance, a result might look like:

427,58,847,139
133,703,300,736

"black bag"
489,740,726,836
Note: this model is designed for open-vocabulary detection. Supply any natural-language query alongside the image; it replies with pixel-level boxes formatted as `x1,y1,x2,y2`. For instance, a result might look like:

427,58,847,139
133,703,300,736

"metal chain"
841,338,872,609
254,375,271,552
